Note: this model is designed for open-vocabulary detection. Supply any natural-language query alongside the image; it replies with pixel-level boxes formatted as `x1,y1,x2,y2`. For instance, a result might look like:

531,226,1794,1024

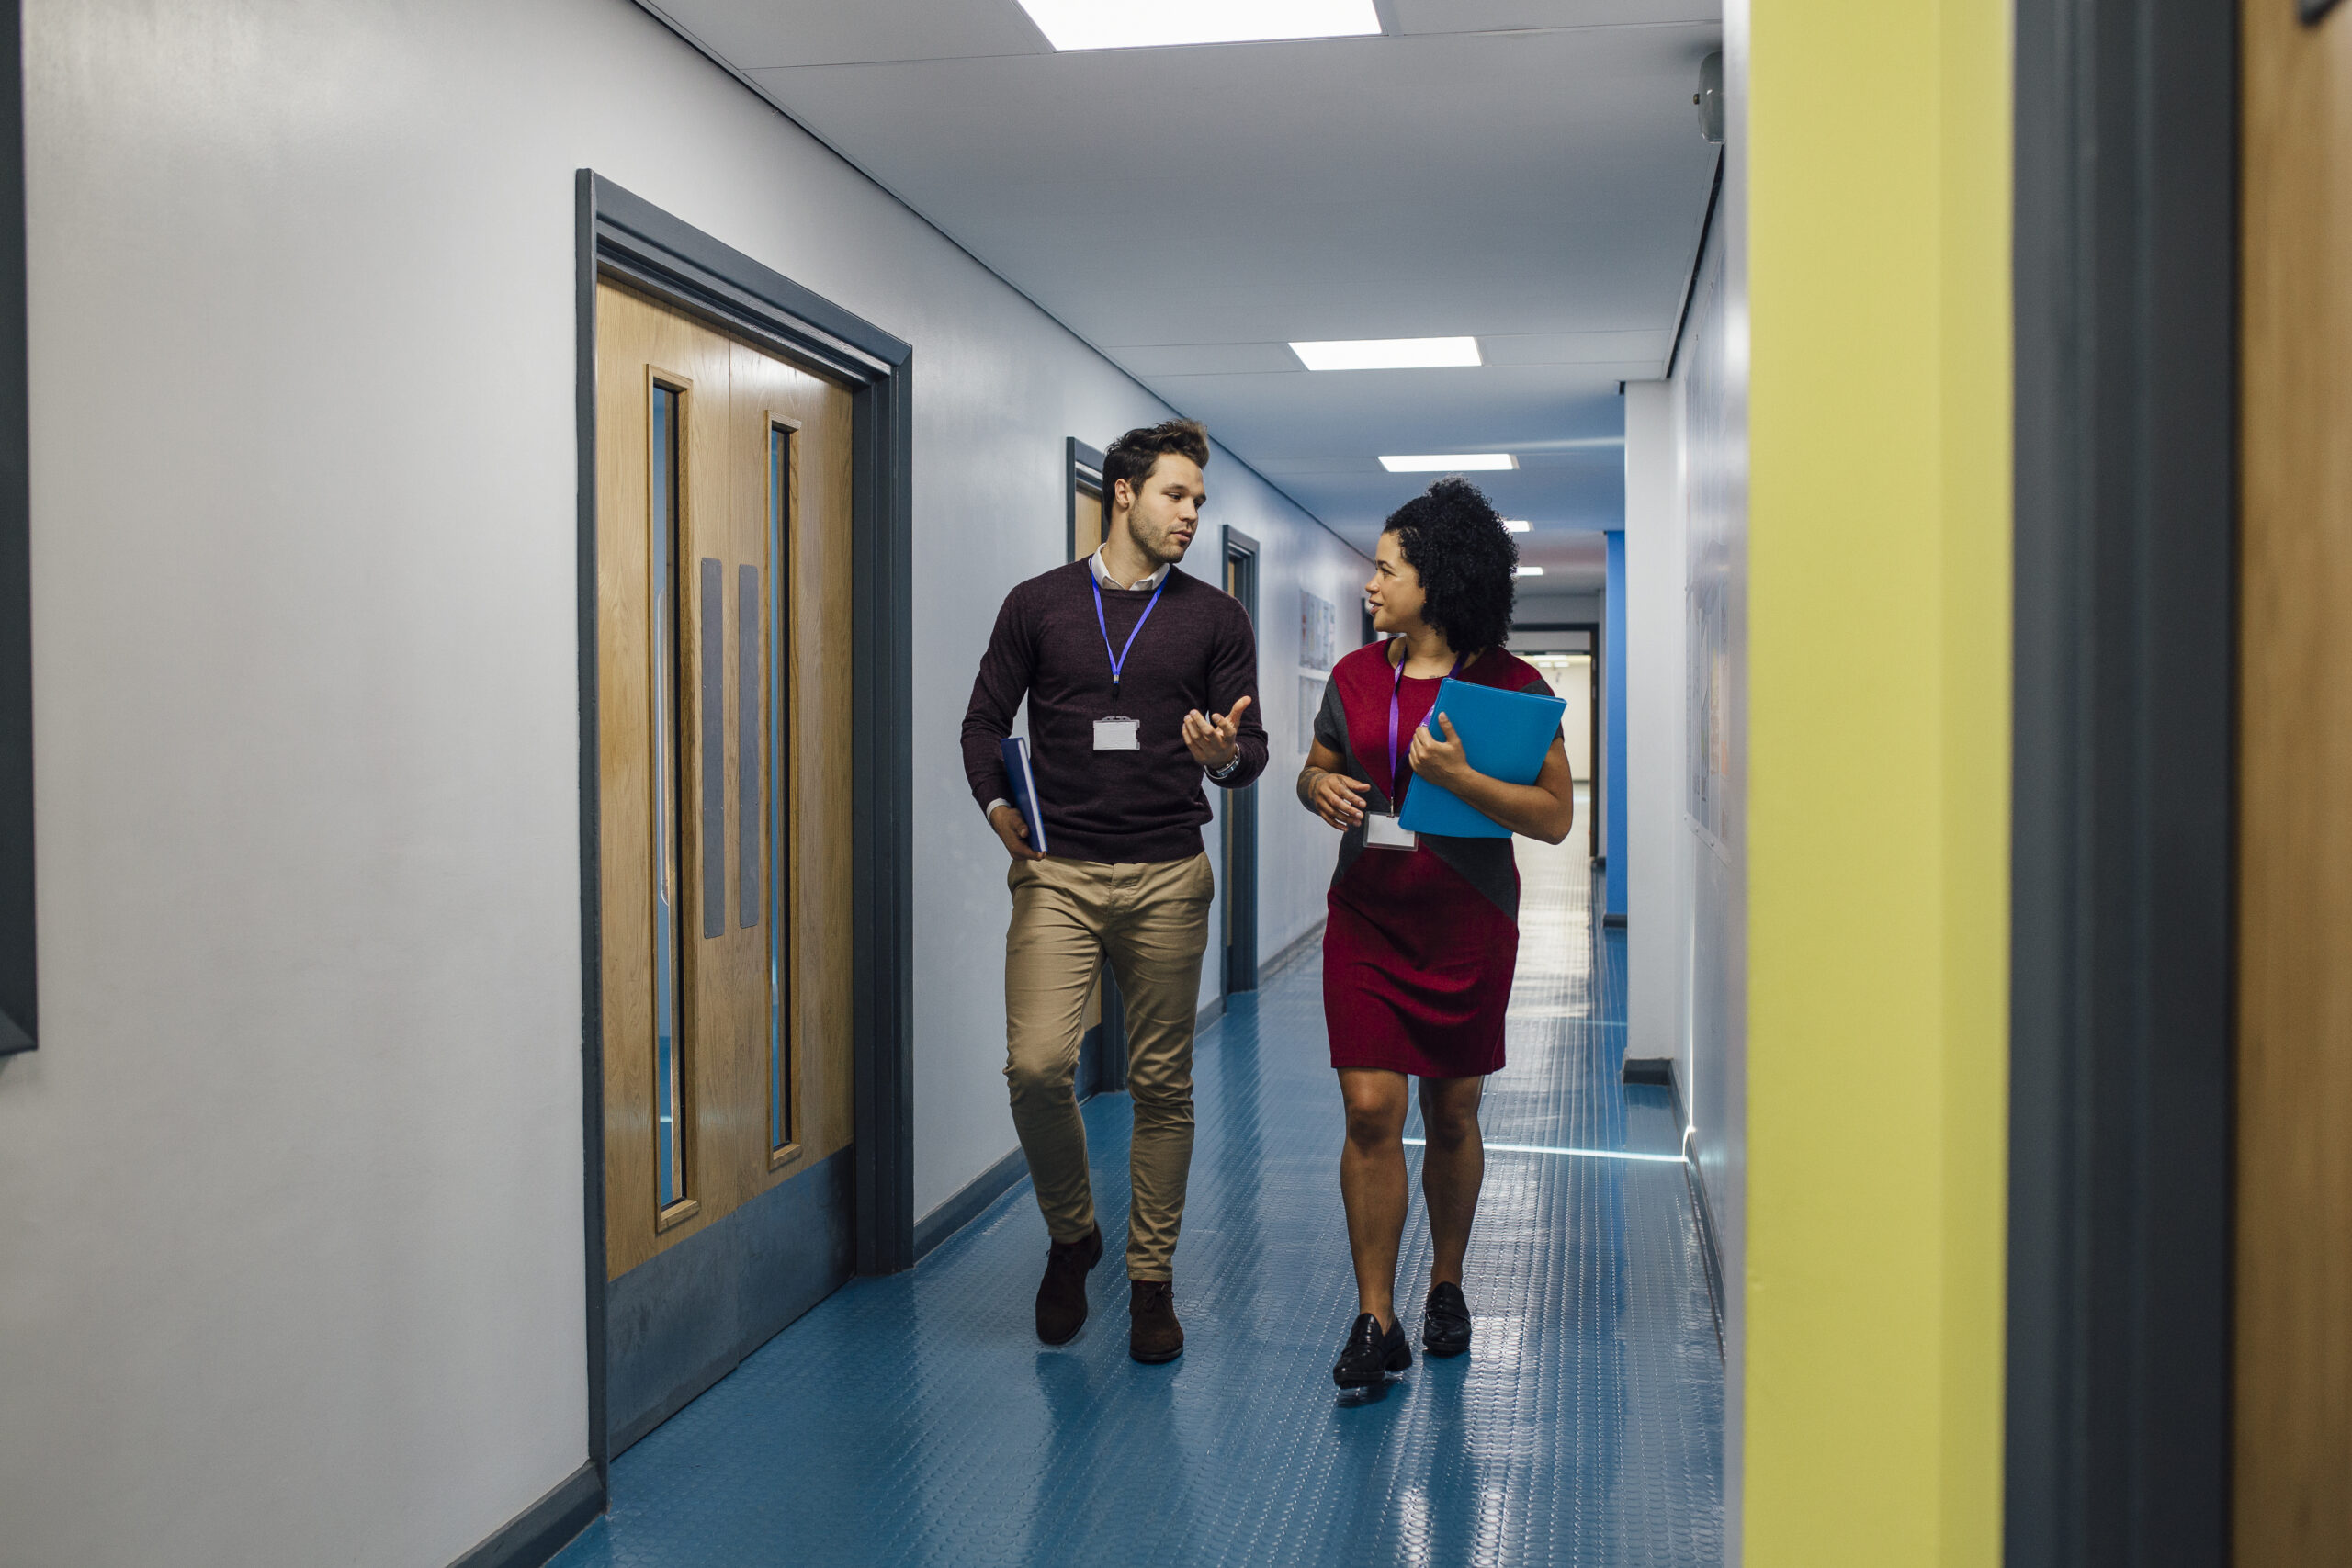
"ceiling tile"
649,3,1717,537
1111,342,1304,376
660,0,1049,69
1481,329,1674,367
1392,0,1721,34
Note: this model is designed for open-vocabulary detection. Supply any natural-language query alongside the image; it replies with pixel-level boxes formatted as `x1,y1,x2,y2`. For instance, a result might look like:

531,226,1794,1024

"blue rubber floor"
554,840,1724,1567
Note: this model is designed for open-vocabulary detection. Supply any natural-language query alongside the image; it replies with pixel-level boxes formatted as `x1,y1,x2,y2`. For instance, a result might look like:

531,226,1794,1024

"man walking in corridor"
960,418,1266,1363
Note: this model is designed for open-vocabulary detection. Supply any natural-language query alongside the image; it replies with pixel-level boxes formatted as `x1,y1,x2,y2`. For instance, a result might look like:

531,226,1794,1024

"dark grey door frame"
574,171,916,1480
1065,436,1122,1095
2007,2,2237,1563
0,0,31,1058
1221,526,1260,996
1511,620,1600,815
1065,436,1103,560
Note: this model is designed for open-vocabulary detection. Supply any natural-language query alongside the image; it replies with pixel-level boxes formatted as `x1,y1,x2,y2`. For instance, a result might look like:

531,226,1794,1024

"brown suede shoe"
1035,1224,1102,1345
1128,1279,1184,1363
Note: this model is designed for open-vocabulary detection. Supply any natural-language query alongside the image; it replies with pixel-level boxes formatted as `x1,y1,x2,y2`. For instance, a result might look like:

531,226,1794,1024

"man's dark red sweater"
961,559,1268,864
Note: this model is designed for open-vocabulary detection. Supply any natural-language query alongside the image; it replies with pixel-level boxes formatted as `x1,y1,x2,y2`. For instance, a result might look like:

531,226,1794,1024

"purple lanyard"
1091,570,1167,699
1385,639,1461,804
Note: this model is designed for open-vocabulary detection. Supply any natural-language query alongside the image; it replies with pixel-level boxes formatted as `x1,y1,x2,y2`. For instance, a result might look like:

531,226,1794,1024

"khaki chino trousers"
1004,852,1214,1281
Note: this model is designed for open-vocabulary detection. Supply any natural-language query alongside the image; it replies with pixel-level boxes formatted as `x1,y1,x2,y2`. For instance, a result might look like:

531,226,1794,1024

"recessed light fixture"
1502,519,1532,534
1290,336,1481,371
1379,454,1517,472
1016,0,1380,51
1516,566,1545,578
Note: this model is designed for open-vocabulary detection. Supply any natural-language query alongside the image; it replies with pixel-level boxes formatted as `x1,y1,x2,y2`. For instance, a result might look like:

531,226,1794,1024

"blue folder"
1000,736,1048,854
1395,677,1567,839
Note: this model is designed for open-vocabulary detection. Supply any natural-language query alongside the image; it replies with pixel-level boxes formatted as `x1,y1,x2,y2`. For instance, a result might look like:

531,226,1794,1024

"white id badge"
1093,716,1141,751
1364,810,1416,850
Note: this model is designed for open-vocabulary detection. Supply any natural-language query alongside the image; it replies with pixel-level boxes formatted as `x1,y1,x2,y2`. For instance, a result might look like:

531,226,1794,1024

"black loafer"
1422,1280,1472,1358
1332,1312,1413,1388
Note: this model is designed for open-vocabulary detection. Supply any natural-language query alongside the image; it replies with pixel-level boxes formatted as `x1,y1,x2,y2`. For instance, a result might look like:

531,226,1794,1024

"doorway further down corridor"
552,840,1724,1567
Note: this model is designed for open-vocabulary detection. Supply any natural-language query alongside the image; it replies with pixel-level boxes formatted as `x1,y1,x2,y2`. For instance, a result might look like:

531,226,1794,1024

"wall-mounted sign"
1299,590,1337,673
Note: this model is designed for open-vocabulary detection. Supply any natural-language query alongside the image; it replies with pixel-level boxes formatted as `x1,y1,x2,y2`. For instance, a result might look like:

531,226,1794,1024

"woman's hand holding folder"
1405,712,1473,792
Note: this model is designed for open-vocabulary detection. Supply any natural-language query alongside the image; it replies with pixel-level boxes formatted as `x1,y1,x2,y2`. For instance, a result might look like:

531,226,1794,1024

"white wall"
1511,587,1604,630
1622,106,1748,1568
1624,380,1687,1076
1224,526,1373,983
0,3,1357,1563
1684,57,1752,1560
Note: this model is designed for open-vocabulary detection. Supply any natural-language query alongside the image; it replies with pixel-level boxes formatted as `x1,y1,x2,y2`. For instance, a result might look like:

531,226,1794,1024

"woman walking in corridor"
1295,479,1577,1388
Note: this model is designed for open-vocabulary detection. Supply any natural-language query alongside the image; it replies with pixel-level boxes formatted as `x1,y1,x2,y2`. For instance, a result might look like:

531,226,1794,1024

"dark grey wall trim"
1683,1154,1725,1355
443,1463,603,1568
0,0,33,1057
570,172,610,1488
1258,918,1325,986
2007,3,2237,1565
576,170,919,1483
1663,149,1724,382
913,1143,1032,1262
1220,526,1261,996
594,179,909,379
847,332,917,1278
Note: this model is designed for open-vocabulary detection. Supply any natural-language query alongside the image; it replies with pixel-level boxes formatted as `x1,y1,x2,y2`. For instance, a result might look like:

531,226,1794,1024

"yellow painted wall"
1743,0,2010,1563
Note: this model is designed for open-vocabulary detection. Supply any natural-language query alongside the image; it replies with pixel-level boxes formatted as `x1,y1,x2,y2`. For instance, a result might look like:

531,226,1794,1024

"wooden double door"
594,280,855,1451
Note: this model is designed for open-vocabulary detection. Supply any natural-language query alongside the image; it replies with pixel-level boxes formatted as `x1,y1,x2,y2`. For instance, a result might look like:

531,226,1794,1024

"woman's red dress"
1315,642,1553,1078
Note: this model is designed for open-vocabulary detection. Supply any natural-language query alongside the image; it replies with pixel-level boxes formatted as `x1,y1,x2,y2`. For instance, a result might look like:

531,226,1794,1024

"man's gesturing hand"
988,802,1046,863
1182,694,1254,773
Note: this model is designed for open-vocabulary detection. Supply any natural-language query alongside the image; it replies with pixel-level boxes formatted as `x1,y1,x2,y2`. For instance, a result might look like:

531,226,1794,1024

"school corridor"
6,2,2347,1566
552,844,1722,1568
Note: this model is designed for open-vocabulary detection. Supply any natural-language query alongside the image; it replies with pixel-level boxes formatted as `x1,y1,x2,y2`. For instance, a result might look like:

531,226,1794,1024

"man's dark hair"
1383,478,1520,653
1103,419,1211,509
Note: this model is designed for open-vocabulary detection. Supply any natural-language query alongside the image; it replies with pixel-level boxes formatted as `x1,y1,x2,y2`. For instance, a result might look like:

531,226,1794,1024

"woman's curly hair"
1383,478,1519,653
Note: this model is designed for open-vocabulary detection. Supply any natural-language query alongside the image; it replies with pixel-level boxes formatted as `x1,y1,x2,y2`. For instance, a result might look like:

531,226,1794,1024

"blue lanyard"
1386,638,1461,803
1091,570,1168,697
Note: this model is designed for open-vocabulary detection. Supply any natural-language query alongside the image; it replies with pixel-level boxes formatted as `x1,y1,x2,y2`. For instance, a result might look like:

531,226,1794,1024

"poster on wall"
1299,591,1337,673
1688,579,1730,847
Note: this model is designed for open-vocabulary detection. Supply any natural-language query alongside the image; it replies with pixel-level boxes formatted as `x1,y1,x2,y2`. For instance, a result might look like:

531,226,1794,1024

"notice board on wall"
1300,591,1337,673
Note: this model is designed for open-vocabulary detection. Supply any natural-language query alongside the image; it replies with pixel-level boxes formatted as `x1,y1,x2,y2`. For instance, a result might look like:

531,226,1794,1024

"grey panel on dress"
700,557,725,939
738,564,761,929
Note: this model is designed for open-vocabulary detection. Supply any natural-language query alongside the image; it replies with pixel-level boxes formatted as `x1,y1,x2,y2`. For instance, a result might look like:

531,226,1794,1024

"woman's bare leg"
1418,1076,1487,1290
1338,1068,1411,1329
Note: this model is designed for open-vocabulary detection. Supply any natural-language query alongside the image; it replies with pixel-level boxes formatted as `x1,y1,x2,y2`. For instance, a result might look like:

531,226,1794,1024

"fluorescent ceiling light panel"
1017,0,1380,51
1502,519,1532,533
1290,336,1481,371
1380,454,1517,472
1516,566,1545,577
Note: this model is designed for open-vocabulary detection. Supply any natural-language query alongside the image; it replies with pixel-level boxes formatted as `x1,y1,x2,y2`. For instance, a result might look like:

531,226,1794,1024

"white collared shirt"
1090,546,1169,592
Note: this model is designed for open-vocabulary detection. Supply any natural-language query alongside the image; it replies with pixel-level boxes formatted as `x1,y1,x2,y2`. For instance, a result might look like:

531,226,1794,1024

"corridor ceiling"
641,0,1724,584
